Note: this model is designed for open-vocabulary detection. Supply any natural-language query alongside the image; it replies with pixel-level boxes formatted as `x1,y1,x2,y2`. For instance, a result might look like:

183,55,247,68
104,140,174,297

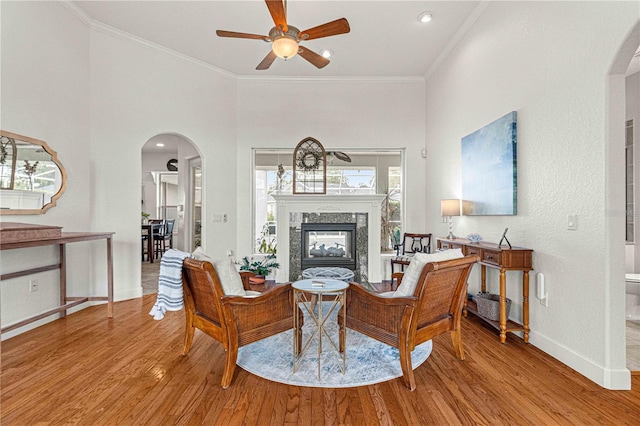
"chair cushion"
393,254,414,263
392,249,464,297
192,248,246,296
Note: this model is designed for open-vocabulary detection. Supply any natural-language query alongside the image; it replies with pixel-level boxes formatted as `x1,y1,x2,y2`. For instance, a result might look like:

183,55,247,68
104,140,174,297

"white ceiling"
72,0,483,78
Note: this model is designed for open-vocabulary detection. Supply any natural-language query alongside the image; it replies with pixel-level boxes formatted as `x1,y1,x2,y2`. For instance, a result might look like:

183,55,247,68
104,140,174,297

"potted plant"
239,254,280,284
141,211,151,224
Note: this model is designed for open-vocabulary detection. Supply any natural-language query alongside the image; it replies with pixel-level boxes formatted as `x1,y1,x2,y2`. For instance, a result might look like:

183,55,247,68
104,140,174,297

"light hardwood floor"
1,291,639,425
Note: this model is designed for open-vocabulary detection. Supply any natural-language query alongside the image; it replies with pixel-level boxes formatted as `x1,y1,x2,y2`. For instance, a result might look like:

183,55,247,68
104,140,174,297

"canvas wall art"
461,111,517,215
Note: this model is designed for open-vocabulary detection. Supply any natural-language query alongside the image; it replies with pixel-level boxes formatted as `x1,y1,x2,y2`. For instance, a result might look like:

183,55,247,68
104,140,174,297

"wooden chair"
181,258,303,388
390,233,432,276
339,255,478,391
154,219,175,258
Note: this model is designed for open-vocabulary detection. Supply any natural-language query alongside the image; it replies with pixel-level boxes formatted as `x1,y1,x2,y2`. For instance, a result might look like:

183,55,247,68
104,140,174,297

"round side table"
291,278,349,381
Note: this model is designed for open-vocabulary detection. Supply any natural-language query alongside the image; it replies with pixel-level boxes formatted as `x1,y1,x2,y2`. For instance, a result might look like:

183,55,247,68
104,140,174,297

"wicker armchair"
339,255,478,391
181,258,302,388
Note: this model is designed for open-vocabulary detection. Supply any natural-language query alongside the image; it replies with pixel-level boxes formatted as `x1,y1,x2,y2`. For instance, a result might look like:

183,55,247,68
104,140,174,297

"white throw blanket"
149,249,191,320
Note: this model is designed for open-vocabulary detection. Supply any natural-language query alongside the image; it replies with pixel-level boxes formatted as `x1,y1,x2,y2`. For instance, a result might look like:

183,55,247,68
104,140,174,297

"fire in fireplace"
301,223,357,270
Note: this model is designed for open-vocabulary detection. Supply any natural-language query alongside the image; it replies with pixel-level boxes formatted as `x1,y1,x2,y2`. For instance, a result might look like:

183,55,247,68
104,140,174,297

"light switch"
567,215,577,231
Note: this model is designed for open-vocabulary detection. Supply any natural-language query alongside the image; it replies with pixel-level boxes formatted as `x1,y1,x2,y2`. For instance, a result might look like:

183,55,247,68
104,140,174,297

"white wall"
0,1,94,337
425,1,639,389
1,1,238,337
235,78,427,259
89,27,237,301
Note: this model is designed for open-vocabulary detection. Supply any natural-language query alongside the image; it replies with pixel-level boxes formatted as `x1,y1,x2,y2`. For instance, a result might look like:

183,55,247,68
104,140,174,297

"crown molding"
425,0,492,80
60,0,93,27
58,1,427,84
60,1,236,80
90,20,237,79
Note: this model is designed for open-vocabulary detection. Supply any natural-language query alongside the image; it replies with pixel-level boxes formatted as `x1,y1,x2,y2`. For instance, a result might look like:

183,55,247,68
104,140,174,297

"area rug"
236,303,432,388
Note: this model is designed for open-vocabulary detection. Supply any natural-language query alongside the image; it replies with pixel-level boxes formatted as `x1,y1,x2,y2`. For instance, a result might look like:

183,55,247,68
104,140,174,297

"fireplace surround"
271,194,385,283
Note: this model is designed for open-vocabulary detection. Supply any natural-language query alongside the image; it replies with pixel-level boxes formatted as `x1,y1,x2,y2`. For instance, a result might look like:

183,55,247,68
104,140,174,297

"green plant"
239,254,280,277
141,211,151,219
256,222,277,254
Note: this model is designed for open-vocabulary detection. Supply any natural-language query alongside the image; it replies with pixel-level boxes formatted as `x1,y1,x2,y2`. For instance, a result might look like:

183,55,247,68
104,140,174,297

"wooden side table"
292,278,349,380
437,237,533,343
0,223,114,333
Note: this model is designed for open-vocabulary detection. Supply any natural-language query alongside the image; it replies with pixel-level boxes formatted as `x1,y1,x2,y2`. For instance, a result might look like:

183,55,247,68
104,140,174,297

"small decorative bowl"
467,233,482,243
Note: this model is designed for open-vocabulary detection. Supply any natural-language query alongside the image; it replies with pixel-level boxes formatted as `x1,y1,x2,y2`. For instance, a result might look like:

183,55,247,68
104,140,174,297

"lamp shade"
441,199,461,217
272,36,299,59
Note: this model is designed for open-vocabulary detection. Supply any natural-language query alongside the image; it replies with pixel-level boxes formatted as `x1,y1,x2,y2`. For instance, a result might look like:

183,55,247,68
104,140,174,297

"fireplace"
271,194,386,283
301,223,357,270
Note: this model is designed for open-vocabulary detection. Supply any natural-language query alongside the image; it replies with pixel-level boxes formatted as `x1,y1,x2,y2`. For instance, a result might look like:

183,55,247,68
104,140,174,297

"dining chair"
390,232,432,277
153,219,174,258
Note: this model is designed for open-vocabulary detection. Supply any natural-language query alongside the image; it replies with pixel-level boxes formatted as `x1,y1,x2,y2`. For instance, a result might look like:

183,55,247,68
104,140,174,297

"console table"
436,237,533,343
0,222,114,334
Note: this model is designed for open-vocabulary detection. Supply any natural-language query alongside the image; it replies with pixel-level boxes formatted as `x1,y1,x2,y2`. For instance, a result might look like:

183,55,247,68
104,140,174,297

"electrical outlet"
29,279,39,293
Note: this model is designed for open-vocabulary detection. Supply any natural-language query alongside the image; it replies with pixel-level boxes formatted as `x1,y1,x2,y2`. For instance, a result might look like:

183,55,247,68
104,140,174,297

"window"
254,150,403,253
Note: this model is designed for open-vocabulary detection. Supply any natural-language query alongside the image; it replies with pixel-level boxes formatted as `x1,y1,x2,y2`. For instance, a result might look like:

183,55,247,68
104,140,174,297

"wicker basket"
474,292,511,321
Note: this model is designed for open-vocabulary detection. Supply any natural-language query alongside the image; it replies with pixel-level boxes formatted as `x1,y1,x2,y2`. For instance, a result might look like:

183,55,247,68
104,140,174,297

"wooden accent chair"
181,258,302,388
390,233,432,276
339,255,479,391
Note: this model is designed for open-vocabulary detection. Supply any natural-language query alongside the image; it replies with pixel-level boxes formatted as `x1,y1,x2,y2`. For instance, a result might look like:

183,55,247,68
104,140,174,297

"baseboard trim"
529,331,631,390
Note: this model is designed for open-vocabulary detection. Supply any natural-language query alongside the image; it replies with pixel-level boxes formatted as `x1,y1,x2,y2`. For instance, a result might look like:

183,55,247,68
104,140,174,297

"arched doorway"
140,133,202,293
607,21,640,376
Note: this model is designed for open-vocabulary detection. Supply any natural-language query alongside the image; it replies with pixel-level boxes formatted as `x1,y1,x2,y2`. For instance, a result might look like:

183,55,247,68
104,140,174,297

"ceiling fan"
216,0,350,70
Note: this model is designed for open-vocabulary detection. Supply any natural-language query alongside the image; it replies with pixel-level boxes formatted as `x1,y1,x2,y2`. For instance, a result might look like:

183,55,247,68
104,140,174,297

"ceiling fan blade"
265,0,287,32
333,151,352,162
298,47,330,69
300,18,350,40
216,30,268,40
256,50,278,70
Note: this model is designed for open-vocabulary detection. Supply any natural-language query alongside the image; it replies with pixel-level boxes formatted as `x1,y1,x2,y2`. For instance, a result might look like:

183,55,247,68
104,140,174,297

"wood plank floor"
2,294,639,425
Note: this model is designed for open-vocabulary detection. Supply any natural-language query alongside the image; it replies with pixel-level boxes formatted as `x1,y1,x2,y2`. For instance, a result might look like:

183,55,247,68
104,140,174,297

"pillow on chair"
192,247,247,296
392,248,464,297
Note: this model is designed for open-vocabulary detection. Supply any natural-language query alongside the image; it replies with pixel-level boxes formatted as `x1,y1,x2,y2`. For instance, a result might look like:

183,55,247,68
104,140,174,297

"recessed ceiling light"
320,49,333,59
417,12,433,23
156,143,165,147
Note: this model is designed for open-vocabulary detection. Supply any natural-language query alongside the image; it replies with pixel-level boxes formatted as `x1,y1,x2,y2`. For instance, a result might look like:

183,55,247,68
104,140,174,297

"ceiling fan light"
272,36,299,59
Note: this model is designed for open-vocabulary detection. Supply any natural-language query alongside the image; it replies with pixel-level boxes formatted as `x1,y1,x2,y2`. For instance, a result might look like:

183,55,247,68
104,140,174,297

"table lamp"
441,199,461,240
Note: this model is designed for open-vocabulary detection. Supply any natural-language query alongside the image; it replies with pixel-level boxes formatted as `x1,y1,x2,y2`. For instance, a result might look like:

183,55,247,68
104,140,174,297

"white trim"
425,0,492,79
529,331,631,390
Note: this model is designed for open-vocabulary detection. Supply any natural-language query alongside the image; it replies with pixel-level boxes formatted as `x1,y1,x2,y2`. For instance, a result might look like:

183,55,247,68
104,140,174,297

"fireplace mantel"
272,194,386,283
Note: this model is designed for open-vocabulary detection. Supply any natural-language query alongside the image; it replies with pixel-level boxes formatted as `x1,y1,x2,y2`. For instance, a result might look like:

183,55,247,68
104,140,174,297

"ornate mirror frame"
0,130,68,215
292,137,326,194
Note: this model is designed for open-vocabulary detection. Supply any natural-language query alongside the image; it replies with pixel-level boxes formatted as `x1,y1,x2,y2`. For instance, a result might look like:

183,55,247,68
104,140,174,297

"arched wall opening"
606,20,640,383
141,133,202,259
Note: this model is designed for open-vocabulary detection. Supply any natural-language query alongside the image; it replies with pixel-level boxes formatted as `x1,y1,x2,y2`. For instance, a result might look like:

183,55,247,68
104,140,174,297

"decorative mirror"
293,137,326,194
0,130,67,214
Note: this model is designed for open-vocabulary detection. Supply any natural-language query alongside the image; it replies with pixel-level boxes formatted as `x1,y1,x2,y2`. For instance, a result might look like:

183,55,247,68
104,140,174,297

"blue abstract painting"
461,111,517,215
